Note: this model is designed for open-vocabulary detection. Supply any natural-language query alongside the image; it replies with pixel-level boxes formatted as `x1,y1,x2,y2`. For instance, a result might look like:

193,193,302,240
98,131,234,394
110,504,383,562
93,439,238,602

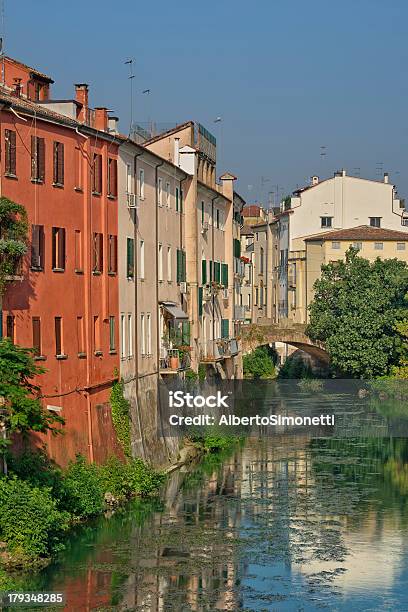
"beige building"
273,170,408,324
118,138,187,460
304,225,408,315
143,121,244,378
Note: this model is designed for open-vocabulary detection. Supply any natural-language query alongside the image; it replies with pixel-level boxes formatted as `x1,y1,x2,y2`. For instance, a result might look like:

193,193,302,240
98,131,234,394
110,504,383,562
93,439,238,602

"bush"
127,458,165,496
61,456,104,518
243,345,276,379
0,476,69,561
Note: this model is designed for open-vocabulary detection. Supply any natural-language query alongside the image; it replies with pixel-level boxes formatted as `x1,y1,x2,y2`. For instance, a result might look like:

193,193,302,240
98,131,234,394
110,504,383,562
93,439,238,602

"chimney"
311,175,319,186
12,78,22,97
94,107,108,132
384,172,389,184
75,83,89,122
108,116,119,134
341,168,346,177
174,137,180,166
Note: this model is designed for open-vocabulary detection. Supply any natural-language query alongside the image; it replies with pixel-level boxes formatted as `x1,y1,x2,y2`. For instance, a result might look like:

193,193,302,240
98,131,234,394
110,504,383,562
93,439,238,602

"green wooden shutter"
182,250,186,281
209,261,213,282
182,321,190,345
221,319,229,338
202,259,207,285
221,263,228,287
198,287,203,317
127,238,134,277
176,249,181,282
214,262,221,283
180,189,183,213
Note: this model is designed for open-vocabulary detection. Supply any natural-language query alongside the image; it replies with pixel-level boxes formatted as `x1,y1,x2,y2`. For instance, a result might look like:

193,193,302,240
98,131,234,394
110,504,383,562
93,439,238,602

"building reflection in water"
39,434,408,611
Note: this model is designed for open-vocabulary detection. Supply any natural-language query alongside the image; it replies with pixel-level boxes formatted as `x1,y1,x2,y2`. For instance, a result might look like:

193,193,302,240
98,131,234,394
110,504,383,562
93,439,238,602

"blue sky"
7,0,408,203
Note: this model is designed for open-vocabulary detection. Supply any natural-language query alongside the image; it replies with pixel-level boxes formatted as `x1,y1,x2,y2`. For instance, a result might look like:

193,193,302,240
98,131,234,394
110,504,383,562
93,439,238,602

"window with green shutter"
127,237,134,278
175,187,179,212
221,319,229,338
202,259,207,285
198,286,203,317
233,238,241,258
182,320,190,345
177,249,186,282
214,261,221,283
221,263,228,287
209,260,213,282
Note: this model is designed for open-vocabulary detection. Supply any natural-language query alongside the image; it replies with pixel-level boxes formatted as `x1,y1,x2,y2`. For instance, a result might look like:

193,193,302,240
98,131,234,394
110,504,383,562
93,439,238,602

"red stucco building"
0,57,123,465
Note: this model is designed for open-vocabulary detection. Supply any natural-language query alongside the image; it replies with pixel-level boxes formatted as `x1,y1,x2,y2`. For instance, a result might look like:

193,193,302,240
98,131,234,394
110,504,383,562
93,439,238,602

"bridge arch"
241,323,329,364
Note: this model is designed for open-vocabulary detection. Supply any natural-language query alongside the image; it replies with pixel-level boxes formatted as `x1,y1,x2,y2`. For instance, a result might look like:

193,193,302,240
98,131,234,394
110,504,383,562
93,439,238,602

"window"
353,242,362,251
53,141,64,185
146,313,151,355
216,209,220,229
202,259,207,284
140,313,145,355
5,129,16,176
167,246,172,281
93,316,101,353
331,241,341,249
370,217,381,228
121,314,126,358
201,201,205,224
374,242,383,250
139,168,145,199
75,146,82,190
92,153,102,194
255,288,258,306
32,317,42,357
6,315,14,342
180,189,183,213
107,158,117,197
140,239,145,279
75,230,83,272
31,224,45,269
52,227,66,270
127,314,133,357
92,233,103,273
176,249,186,282
321,216,333,228
31,136,45,182
126,163,133,194
77,316,85,355
260,247,264,273
397,242,406,251
109,316,116,352
127,237,134,278
108,235,117,274
158,177,163,206
175,186,179,212
166,182,170,207
55,317,63,356
158,243,163,281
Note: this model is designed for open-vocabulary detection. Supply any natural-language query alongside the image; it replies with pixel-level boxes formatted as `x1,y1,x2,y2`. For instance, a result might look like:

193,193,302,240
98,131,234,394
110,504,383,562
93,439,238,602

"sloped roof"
305,225,408,242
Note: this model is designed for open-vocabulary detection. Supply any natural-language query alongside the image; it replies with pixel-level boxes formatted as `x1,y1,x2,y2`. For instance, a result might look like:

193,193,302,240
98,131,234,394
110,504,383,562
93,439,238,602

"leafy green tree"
0,338,64,452
306,248,408,378
391,317,408,378
243,345,275,379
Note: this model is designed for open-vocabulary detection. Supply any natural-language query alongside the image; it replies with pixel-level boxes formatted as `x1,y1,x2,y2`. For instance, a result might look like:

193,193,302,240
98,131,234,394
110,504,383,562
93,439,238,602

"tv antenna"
124,58,135,135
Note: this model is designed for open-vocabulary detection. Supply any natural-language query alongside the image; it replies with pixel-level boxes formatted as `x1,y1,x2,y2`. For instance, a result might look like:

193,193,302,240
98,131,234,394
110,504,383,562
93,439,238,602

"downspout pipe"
211,196,219,346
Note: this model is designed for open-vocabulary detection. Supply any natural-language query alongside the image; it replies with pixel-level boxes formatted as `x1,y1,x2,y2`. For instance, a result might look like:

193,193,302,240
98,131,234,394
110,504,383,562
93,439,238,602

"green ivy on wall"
110,380,132,458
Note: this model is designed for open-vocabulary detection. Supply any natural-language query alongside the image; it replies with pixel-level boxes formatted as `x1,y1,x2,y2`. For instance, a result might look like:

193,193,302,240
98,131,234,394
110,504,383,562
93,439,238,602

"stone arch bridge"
241,322,329,364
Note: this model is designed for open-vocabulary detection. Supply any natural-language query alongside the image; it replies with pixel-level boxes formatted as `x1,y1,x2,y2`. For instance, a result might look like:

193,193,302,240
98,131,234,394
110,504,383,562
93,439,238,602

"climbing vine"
110,380,132,458
0,197,28,295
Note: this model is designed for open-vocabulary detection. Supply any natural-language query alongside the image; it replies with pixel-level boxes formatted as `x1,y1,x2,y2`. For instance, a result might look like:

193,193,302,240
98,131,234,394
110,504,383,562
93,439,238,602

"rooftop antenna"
124,58,134,136
0,0,5,85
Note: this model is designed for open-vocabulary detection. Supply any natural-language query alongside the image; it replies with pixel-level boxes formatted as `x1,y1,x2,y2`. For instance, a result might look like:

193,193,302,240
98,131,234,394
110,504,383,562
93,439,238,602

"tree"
0,197,28,295
243,345,275,379
306,248,408,378
391,317,408,379
0,339,64,454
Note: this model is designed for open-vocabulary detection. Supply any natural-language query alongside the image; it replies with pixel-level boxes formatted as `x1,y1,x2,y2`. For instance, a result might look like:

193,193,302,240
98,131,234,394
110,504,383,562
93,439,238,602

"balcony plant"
0,197,28,295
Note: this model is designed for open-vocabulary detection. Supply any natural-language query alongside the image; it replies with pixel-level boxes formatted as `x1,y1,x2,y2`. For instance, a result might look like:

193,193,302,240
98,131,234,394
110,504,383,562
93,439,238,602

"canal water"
18,433,408,611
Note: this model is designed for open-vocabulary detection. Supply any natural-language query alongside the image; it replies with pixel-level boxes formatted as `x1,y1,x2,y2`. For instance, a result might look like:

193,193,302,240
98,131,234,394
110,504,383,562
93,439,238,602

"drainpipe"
211,196,219,347
132,149,145,459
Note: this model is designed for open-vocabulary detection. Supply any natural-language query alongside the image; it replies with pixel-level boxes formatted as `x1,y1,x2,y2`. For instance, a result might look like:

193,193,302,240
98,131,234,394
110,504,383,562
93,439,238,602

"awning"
160,302,188,320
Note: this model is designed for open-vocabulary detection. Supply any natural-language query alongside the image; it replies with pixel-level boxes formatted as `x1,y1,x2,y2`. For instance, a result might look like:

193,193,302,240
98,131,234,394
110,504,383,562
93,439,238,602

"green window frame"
221,318,229,339
221,263,228,287
202,259,207,285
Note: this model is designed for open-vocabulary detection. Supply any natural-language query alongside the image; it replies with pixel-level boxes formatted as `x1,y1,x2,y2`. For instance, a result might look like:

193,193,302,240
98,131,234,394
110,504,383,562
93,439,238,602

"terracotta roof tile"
305,225,408,242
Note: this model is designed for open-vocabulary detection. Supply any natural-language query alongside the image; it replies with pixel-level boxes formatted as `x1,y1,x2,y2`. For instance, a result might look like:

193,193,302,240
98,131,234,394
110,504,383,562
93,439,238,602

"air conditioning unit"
201,221,209,234
180,281,187,294
127,192,137,208
223,288,229,299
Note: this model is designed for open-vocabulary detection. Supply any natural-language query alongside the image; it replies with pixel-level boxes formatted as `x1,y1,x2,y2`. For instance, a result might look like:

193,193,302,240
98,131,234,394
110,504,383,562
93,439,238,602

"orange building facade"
0,57,122,465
